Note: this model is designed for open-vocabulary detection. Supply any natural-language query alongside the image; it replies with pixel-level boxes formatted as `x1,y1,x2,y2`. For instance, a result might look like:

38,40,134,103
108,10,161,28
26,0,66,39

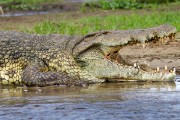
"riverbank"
0,1,180,33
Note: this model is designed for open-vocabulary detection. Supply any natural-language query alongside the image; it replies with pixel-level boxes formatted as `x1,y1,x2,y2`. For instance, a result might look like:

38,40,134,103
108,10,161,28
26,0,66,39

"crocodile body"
0,25,177,86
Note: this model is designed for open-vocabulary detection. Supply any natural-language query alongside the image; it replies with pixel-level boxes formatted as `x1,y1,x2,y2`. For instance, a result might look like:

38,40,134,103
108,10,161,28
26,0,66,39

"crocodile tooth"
166,36,170,42
157,66,160,72
164,65,167,70
161,38,164,44
173,68,176,73
137,66,140,69
108,60,113,63
169,69,173,73
134,63,137,67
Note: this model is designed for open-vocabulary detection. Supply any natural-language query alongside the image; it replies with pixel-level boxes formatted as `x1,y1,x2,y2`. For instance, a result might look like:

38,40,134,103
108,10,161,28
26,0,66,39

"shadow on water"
1,82,180,119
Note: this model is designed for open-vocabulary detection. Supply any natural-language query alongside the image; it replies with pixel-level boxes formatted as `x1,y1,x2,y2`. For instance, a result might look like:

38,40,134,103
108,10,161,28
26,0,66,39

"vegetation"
0,0,62,11
0,0,179,11
82,0,180,10
31,11,180,35
137,0,179,3
82,0,143,10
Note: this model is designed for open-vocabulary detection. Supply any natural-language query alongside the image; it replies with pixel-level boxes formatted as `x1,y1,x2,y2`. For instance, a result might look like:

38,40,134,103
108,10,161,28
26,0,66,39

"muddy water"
0,82,180,120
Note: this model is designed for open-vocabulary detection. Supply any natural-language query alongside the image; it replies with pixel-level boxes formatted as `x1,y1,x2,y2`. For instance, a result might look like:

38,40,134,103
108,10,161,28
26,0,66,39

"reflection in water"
0,82,178,106
0,82,180,120
0,82,177,98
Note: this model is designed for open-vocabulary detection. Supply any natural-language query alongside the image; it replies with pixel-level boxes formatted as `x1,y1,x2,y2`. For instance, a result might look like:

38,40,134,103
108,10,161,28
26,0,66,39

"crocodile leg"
22,64,86,87
21,51,104,86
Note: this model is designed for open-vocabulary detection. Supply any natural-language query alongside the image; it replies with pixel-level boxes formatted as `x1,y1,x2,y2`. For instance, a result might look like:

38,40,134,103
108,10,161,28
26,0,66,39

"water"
0,11,48,17
0,82,180,120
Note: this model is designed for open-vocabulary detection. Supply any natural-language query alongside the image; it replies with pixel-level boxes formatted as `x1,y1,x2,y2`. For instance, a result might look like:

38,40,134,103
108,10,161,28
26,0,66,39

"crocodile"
0,24,177,86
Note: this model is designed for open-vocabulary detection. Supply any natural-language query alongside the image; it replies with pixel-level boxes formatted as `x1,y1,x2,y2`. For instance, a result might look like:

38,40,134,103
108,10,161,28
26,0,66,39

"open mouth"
105,33,177,75
74,25,177,82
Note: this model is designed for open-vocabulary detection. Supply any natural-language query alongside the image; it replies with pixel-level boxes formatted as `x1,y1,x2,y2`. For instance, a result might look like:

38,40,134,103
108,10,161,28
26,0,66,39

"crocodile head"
73,25,177,82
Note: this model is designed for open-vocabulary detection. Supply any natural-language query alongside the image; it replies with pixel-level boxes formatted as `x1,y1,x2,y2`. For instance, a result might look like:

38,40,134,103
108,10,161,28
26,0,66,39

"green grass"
82,0,143,10
31,11,180,35
136,0,179,3
82,0,180,10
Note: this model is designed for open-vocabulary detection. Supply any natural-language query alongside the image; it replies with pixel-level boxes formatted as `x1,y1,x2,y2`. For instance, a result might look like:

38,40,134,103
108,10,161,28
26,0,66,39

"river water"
0,82,180,120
